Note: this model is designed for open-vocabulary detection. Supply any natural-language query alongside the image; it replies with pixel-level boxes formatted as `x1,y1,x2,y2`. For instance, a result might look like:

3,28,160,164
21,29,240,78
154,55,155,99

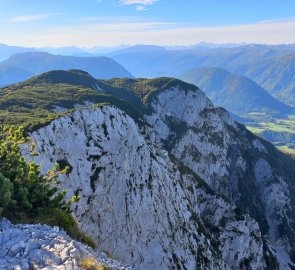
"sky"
1,0,295,47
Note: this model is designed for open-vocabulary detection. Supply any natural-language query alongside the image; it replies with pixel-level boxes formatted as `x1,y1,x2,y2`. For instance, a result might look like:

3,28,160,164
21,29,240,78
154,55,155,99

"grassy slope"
106,77,195,97
0,71,143,131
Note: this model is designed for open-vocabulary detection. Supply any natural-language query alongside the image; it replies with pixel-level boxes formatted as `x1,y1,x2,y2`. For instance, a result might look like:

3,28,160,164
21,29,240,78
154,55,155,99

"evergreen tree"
0,125,67,216
0,173,13,215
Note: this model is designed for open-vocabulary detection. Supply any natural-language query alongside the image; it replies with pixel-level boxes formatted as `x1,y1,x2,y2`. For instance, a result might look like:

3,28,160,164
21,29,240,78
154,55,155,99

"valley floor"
245,114,295,156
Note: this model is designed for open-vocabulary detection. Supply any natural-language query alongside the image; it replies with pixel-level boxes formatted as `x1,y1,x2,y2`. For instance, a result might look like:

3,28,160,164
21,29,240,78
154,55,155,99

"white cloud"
120,0,158,5
8,13,58,23
136,6,147,11
79,16,145,23
120,0,158,10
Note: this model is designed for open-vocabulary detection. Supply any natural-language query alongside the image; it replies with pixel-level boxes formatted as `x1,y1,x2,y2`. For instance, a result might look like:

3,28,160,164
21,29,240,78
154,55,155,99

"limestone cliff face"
22,81,295,269
23,105,271,269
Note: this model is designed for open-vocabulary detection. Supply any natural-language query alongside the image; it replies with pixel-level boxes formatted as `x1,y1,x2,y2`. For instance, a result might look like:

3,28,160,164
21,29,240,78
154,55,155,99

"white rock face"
145,85,295,268
0,218,129,270
23,105,268,270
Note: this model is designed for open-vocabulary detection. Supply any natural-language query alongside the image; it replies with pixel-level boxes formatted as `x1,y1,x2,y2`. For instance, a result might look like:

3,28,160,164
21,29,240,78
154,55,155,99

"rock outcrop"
0,218,129,270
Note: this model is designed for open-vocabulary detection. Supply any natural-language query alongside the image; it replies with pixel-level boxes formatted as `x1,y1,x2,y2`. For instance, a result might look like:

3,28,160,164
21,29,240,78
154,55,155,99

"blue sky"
1,0,295,47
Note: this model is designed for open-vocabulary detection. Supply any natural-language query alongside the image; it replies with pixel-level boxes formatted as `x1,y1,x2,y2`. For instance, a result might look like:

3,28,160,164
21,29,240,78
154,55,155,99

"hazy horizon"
1,0,295,47
2,42,295,51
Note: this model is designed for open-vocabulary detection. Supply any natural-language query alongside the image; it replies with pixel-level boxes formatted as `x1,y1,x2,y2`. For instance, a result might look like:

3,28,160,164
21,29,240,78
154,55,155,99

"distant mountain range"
2,43,295,108
0,43,37,61
0,52,133,85
179,67,292,116
110,47,198,78
0,43,130,60
0,64,34,86
40,46,94,57
110,44,295,78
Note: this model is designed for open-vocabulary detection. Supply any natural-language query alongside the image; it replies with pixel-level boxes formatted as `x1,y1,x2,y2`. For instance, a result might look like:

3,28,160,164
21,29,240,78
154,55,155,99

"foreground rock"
0,218,129,270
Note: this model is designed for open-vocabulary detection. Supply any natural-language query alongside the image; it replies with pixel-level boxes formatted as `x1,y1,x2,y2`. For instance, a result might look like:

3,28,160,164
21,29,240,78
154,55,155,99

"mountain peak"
26,69,96,86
